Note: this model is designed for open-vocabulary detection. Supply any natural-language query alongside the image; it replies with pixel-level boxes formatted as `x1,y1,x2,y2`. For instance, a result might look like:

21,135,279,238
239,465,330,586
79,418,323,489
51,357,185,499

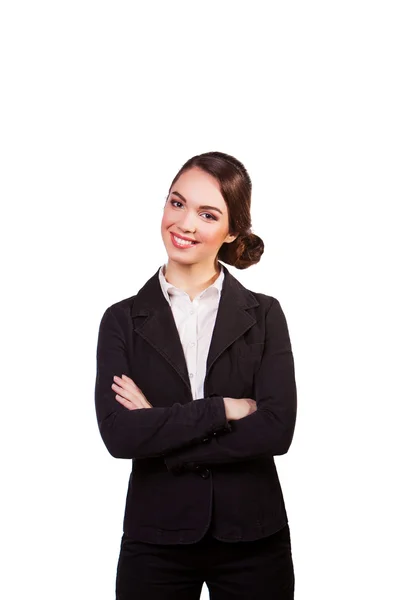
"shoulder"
237,279,279,315
99,294,137,328
108,294,137,312
225,267,278,315
251,291,278,311
239,283,287,324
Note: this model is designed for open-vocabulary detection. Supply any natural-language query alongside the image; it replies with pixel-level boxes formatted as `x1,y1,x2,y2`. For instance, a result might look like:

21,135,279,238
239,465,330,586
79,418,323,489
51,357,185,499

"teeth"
173,235,196,246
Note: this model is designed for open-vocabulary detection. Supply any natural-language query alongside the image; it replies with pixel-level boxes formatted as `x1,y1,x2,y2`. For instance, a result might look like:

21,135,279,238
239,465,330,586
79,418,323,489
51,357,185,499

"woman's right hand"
223,397,257,421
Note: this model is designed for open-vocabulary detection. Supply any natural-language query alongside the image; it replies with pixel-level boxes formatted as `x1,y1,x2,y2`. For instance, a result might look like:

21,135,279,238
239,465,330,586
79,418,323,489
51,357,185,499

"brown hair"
167,151,264,270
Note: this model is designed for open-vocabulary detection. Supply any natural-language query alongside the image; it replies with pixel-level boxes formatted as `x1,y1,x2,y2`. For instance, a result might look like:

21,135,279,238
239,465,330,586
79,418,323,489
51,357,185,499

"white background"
1,1,399,598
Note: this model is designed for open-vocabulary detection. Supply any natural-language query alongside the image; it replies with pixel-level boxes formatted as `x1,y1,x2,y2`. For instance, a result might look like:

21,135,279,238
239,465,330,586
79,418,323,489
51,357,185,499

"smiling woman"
95,150,297,599
160,153,265,275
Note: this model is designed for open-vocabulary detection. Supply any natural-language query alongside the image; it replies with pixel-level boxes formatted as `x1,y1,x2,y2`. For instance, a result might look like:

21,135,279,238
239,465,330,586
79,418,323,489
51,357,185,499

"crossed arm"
94,299,297,469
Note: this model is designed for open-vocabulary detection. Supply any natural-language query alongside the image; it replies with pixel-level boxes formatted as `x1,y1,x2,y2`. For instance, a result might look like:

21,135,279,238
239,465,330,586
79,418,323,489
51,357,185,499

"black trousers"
116,523,295,599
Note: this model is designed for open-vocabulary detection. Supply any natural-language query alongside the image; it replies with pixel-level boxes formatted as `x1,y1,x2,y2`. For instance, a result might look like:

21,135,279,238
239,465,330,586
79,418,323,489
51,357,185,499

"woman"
95,151,297,599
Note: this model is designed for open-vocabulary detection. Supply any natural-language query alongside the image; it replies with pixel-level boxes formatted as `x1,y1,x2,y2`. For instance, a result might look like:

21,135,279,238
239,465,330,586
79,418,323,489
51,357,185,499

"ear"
224,232,239,244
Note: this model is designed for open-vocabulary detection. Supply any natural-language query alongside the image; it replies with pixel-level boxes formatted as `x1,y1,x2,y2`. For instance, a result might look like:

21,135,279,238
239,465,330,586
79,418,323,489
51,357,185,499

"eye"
169,200,217,221
170,200,183,208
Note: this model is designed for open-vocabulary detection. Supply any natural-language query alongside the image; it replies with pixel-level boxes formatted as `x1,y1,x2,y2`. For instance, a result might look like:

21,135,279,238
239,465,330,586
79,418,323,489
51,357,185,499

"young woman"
95,151,297,599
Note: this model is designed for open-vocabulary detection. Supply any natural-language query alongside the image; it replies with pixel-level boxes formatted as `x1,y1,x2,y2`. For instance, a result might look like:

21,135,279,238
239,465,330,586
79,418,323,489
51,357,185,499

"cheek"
202,228,226,247
161,211,173,229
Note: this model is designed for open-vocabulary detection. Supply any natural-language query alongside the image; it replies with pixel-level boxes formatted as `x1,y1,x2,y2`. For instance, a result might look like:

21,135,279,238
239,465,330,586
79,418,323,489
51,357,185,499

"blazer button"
199,467,210,479
194,466,210,478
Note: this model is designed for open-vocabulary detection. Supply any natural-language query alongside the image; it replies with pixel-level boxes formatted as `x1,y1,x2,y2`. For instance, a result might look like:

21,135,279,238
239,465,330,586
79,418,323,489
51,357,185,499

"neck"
163,259,221,295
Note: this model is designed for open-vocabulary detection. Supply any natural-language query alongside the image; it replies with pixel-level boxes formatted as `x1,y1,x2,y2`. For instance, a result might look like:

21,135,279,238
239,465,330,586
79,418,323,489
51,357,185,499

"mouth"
170,232,200,249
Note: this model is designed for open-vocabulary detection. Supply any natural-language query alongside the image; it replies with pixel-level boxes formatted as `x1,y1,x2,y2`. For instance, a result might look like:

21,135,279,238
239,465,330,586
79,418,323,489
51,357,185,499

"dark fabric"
95,262,297,543
116,523,295,600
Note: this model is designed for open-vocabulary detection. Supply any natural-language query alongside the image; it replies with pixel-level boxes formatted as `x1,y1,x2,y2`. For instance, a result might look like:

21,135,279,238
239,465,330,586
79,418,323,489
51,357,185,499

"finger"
121,374,138,388
120,376,152,408
112,382,134,402
115,394,135,410
113,381,149,409
115,394,144,410
121,374,145,396
118,375,144,398
114,376,136,393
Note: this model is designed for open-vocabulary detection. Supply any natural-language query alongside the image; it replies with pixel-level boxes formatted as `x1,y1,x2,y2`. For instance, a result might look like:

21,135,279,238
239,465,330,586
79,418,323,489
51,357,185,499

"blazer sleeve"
163,298,297,473
95,305,231,459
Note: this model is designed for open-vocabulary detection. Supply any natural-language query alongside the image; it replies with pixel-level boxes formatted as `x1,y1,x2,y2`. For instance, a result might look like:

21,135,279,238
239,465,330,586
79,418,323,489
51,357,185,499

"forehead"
171,168,225,207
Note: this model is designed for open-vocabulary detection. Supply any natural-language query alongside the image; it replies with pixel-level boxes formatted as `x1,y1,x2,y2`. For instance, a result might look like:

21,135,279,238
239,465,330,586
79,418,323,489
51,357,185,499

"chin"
168,253,197,263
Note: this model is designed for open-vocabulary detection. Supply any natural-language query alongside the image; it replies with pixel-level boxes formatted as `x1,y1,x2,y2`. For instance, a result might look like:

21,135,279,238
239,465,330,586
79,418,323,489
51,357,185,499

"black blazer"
95,262,297,544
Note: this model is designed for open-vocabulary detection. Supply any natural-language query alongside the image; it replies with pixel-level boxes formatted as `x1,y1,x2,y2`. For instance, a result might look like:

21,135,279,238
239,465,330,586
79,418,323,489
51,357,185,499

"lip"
170,232,198,243
170,232,199,249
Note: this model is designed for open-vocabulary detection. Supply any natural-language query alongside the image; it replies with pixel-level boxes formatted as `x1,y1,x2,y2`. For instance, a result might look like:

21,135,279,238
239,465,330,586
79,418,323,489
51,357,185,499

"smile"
170,233,199,248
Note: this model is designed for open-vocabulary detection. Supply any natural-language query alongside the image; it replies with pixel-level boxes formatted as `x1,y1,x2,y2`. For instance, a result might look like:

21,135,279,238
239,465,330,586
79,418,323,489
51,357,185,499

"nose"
177,211,196,233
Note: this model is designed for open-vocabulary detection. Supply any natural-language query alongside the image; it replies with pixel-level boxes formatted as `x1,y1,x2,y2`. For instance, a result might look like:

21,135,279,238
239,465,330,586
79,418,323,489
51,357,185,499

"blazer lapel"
131,263,260,393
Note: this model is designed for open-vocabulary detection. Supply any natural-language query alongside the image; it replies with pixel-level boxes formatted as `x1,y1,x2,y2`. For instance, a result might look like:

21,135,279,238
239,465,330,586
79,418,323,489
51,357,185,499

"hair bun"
218,231,264,270
241,232,264,259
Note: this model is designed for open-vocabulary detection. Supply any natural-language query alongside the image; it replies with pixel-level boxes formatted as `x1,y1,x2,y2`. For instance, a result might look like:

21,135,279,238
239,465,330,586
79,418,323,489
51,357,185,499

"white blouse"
158,263,225,401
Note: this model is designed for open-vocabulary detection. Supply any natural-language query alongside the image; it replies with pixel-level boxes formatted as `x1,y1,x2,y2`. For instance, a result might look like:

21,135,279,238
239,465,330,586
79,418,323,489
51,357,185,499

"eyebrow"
170,191,224,215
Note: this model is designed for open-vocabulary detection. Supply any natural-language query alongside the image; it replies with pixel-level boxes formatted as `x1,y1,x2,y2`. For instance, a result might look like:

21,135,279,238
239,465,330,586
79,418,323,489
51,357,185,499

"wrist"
223,397,231,420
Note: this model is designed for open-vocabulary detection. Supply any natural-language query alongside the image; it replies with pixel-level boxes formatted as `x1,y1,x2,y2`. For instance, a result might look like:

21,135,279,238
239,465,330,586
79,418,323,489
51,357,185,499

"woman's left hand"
111,374,153,410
